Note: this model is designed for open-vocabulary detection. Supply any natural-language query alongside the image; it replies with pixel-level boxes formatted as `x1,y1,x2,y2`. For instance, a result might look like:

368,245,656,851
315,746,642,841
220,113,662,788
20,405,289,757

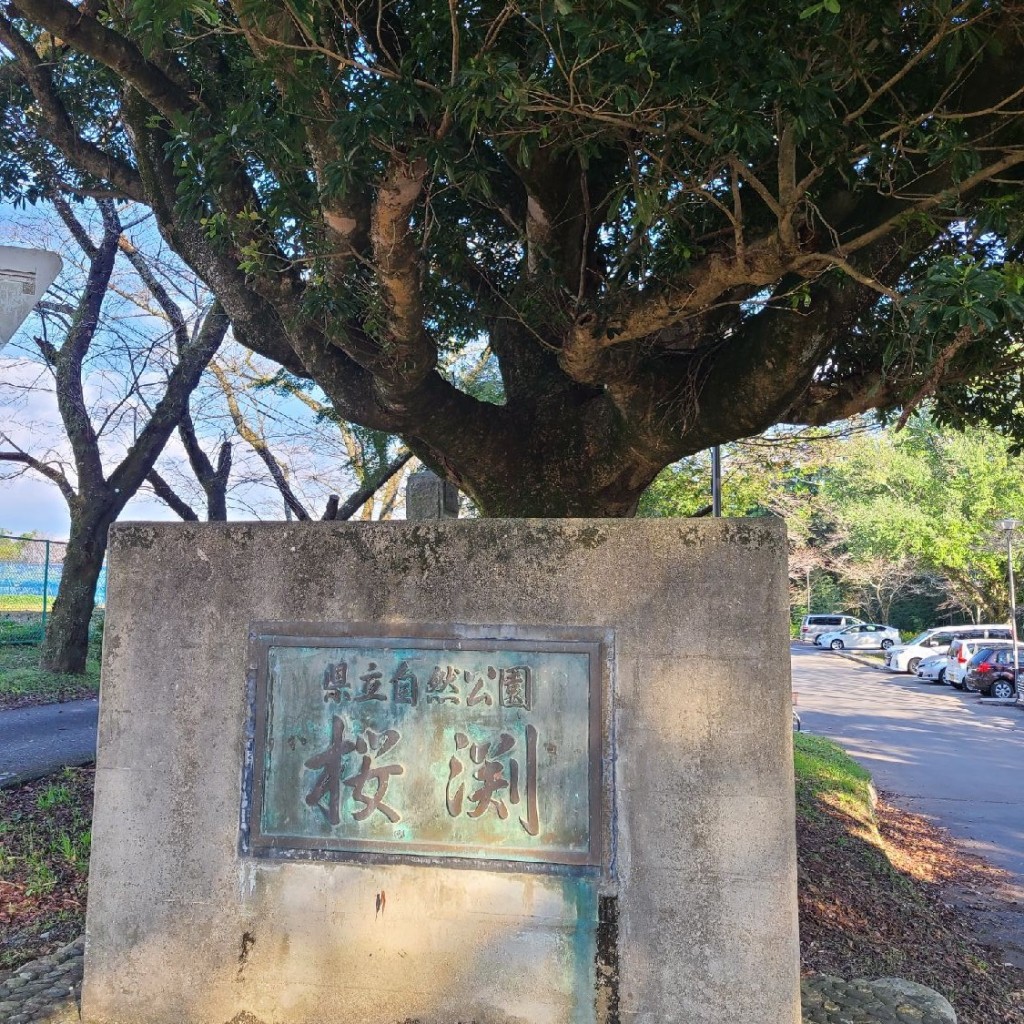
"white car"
915,653,948,684
885,624,1013,674
817,623,900,651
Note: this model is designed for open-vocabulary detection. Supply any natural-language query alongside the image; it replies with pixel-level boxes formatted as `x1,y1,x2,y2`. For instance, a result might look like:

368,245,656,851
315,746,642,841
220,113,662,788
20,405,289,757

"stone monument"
82,518,799,1024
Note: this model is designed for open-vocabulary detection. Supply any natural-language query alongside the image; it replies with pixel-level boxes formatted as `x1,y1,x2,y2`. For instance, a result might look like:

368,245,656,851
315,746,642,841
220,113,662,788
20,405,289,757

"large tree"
821,419,1024,622
3,1,1024,515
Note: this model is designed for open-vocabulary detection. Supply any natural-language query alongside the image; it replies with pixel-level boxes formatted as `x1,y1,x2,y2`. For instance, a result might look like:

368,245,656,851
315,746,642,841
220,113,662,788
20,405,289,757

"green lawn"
793,731,874,821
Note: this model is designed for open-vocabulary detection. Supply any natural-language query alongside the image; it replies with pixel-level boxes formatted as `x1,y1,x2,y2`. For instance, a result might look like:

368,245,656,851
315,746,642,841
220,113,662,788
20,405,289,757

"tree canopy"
3,0,1024,515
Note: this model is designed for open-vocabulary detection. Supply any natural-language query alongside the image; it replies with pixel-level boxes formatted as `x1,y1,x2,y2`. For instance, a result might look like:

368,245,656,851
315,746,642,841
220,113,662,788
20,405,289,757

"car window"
986,629,1012,639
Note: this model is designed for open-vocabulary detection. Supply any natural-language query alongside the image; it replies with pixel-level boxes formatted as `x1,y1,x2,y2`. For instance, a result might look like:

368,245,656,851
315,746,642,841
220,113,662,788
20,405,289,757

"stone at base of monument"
82,519,799,1024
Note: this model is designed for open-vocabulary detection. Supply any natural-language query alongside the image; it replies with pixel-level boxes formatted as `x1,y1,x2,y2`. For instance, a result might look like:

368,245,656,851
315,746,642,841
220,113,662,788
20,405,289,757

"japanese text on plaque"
249,638,599,867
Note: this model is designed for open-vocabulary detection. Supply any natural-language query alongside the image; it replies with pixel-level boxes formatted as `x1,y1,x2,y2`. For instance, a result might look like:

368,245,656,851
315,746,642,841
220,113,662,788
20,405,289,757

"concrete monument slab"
82,519,799,1024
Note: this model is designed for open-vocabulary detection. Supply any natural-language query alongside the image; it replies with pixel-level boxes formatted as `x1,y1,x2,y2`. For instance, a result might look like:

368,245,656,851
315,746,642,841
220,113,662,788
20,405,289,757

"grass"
794,731,874,821
0,596,47,613
0,631,101,711
0,620,44,646
0,767,93,972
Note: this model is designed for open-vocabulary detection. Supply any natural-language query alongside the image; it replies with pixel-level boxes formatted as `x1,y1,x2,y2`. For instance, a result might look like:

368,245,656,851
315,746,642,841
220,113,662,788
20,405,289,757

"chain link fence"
0,535,107,645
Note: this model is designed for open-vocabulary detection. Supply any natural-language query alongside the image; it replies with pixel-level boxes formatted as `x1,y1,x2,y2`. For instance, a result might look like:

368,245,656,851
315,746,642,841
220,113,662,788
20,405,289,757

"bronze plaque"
244,627,603,869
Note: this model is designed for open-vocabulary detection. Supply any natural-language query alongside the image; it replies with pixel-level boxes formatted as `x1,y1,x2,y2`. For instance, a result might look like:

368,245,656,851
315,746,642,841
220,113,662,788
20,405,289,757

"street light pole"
996,517,1022,698
711,445,722,517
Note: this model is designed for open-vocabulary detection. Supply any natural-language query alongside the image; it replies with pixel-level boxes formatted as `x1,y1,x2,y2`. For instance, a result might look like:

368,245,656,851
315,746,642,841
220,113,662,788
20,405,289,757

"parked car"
946,637,1014,690
817,622,900,650
799,614,863,643
963,646,1024,699
915,654,948,684
884,624,1013,674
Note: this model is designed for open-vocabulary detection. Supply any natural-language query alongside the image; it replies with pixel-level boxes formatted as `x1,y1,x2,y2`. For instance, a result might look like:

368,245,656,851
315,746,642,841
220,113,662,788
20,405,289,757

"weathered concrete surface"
82,519,798,1024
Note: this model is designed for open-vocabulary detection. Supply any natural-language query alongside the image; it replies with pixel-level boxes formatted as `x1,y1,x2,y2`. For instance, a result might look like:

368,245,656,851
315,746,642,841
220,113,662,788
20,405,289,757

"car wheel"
880,638,894,650
830,639,844,650
937,668,946,685
991,679,1016,700
907,657,921,673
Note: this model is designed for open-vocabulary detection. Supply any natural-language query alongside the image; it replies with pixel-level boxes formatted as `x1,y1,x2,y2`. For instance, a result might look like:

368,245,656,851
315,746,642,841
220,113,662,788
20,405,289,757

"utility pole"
711,445,722,517
996,518,1021,699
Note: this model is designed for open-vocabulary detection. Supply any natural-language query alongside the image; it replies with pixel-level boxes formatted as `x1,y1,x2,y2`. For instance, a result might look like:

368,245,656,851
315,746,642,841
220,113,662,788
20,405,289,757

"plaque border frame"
240,621,609,875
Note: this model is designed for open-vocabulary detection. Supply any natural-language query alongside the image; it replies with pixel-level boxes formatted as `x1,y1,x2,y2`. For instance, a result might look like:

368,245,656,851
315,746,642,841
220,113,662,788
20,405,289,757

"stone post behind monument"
405,466,460,519
82,519,799,1024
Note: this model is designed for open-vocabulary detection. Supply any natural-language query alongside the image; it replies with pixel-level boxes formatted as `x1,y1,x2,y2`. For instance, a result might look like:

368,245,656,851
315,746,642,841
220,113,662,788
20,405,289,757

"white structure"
0,246,63,351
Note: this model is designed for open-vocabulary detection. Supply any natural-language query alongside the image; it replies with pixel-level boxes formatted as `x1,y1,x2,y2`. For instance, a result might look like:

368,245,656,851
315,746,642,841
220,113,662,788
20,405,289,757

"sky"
0,200,392,542
0,350,180,540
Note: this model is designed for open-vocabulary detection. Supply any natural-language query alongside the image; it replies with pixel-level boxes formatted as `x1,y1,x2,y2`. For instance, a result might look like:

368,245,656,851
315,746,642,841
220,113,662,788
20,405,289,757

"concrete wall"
82,519,799,1024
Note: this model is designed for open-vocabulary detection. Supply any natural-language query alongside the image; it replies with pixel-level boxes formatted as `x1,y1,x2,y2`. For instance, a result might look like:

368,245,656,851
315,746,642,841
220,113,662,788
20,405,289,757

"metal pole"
1009,531,1019,690
40,539,50,638
711,445,722,517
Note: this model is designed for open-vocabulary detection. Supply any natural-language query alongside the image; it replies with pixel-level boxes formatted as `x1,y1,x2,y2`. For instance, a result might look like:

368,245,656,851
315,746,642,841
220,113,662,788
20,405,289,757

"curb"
0,756,96,791
831,650,889,672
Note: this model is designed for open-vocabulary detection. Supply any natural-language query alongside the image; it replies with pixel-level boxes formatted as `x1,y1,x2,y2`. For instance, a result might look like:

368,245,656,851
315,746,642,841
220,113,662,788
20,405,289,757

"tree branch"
54,199,120,494
107,302,229,499
13,0,202,121
369,156,435,398
208,359,310,519
332,450,413,520
0,448,76,504
0,14,144,201
146,468,199,521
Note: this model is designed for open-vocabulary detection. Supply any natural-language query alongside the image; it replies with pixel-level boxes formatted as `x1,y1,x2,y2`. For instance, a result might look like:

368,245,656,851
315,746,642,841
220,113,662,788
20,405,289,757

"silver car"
818,622,901,651
915,653,947,684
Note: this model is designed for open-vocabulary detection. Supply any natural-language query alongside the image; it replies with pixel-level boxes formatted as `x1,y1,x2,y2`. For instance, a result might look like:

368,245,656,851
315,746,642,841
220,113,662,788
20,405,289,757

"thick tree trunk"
39,511,112,675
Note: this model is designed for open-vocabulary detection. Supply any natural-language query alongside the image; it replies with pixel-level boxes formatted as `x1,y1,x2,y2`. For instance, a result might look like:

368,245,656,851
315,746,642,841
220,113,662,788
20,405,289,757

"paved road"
0,698,98,787
791,643,1024,881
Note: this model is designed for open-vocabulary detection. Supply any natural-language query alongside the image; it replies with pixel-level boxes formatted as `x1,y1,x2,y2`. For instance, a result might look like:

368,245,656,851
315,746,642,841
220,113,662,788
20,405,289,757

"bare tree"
146,349,413,522
0,198,226,672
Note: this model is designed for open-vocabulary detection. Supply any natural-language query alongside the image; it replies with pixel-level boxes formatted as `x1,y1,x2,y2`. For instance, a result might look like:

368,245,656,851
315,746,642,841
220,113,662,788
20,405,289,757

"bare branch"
147,468,199,521
0,447,76,504
333,451,413,520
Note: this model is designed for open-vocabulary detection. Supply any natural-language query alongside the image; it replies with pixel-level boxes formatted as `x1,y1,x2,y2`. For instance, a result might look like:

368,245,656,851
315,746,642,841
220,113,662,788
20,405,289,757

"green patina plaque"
246,628,603,868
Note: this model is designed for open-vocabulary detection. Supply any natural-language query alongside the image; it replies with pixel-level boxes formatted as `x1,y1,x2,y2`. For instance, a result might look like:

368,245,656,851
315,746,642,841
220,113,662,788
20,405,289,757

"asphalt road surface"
0,697,98,787
791,642,1024,882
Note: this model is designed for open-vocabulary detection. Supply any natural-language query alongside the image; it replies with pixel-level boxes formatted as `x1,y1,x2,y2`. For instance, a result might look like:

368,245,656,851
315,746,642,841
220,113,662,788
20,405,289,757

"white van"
799,613,863,643
885,624,1013,674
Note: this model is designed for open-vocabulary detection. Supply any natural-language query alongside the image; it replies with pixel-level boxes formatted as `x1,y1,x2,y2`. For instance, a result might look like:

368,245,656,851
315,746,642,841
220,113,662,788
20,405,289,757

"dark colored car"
963,646,1023,699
